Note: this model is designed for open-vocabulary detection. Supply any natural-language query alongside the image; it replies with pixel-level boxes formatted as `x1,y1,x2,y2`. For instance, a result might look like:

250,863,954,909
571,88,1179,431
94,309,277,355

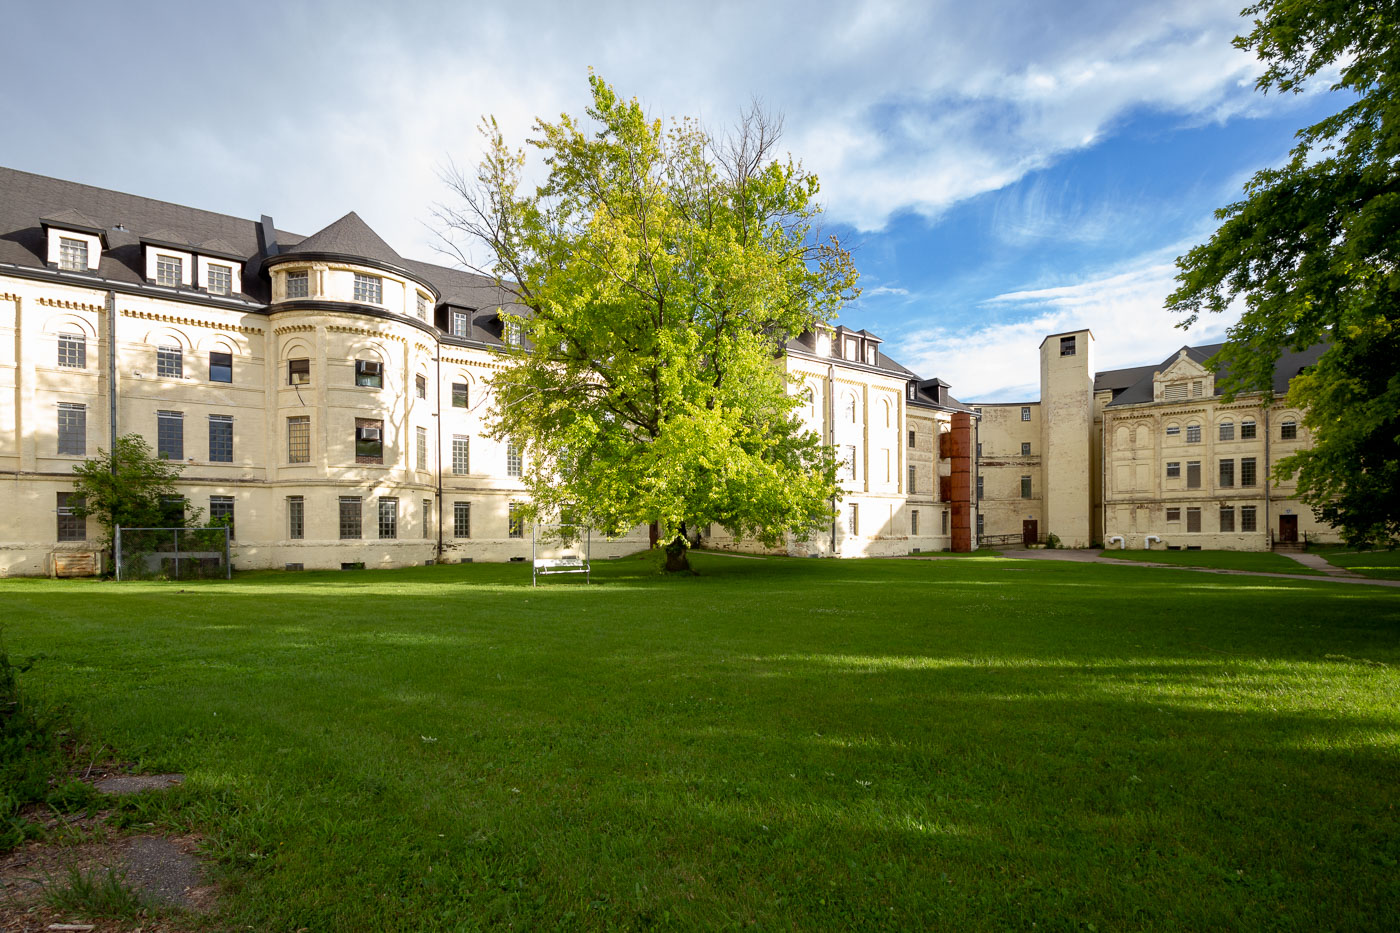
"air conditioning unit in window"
360,427,381,441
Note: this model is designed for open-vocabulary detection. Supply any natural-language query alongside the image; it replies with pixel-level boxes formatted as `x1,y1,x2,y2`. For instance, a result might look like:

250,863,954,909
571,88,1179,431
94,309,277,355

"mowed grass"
5,554,1399,931
1097,548,1323,575
1315,546,1400,581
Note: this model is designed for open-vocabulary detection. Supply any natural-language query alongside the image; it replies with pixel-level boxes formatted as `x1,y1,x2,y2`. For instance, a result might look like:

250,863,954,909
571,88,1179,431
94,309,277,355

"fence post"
115,525,122,582
225,525,231,579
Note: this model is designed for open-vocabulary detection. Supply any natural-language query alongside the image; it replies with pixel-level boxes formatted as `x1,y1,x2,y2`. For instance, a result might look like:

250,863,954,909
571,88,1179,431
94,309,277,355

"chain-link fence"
114,526,231,581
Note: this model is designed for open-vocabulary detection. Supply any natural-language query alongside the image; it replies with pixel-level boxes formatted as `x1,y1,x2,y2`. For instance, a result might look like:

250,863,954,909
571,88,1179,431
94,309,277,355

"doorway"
1279,515,1298,544
1022,520,1038,547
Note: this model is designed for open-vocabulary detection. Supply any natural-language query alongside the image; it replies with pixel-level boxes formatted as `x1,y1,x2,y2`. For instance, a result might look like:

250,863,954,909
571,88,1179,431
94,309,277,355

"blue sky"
3,0,1341,400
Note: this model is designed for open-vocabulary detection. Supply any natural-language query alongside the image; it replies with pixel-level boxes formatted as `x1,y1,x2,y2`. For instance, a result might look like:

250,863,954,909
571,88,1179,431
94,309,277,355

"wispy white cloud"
863,285,911,298
3,0,1283,259
895,247,1243,401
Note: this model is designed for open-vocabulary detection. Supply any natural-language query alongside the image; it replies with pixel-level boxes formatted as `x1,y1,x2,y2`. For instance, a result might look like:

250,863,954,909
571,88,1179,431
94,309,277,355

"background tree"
439,76,858,569
1168,0,1400,546
70,434,197,561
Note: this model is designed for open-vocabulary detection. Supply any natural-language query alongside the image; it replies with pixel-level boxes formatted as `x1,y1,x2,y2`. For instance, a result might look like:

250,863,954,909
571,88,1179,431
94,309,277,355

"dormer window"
207,263,232,296
815,331,832,357
286,271,309,299
58,237,88,271
353,273,382,304
155,255,182,287
844,338,857,361
505,320,524,347
865,344,877,365
451,310,469,337
417,293,429,319
1164,381,1188,401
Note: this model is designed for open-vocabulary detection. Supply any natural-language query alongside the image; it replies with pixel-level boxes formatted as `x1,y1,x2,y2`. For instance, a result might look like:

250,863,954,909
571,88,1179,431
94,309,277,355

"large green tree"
70,433,196,559
439,77,857,568
1168,1,1400,546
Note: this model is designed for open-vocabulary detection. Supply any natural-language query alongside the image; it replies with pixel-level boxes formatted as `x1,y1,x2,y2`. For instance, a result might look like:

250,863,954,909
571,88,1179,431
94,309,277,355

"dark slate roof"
0,166,527,320
1103,341,1327,407
276,211,403,266
1,166,278,301
39,208,105,239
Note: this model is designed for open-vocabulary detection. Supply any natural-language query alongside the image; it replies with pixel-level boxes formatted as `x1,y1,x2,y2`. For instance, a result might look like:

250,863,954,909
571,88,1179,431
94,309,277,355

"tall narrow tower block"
1039,330,1095,547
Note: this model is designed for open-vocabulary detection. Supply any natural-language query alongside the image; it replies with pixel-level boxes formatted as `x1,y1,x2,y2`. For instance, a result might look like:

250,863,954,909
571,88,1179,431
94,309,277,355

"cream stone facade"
972,330,1336,552
0,168,979,575
705,326,974,558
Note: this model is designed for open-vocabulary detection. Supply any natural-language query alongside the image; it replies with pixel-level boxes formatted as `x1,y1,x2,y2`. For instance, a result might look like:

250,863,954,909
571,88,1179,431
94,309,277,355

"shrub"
1,640,63,851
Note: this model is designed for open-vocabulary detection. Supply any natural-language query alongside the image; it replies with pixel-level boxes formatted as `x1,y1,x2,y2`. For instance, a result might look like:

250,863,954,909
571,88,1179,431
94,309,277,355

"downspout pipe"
106,290,117,466
435,351,444,563
1263,408,1271,546
827,361,837,555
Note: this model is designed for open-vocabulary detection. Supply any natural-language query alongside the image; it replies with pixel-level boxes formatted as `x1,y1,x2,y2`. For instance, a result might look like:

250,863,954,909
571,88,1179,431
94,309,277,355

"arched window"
1219,420,1234,441
1281,418,1298,440
843,395,857,423
882,399,891,428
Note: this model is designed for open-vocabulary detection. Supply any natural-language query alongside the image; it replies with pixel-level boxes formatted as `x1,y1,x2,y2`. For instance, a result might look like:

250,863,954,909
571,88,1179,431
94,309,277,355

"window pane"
59,237,88,271
452,383,469,408
506,441,522,477
339,497,362,539
57,402,85,456
157,411,183,460
207,263,232,295
157,346,182,379
416,426,428,471
1219,506,1235,533
56,492,85,541
288,358,310,385
288,416,310,464
1186,424,1201,443
1020,475,1032,499
58,333,86,368
1021,442,1031,456
417,293,429,319
1020,406,1030,421
1219,459,1234,487
378,498,398,539
210,351,233,383
1241,420,1256,440
452,311,469,337
1186,461,1200,489
355,419,384,463
508,502,525,538
1166,461,1180,479
1281,420,1297,440
156,255,182,286
415,374,426,399
908,430,915,448
1241,506,1257,532
353,273,383,303
1219,421,1234,441
1186,508,1201,532
355,360,383,388
911,510,919,535
1059,336,1076,356
453,501,471,538
288,496,305,539
208,414,234,462
1241,457,1256,487
210,496,235,538
452,435,470,474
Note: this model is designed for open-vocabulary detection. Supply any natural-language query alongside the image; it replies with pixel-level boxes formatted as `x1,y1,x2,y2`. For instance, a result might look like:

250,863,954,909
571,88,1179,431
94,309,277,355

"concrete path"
971,547,1400,588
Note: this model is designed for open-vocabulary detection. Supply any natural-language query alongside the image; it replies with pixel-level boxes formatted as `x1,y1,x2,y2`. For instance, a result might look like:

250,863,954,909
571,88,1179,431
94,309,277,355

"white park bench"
532,554,589,586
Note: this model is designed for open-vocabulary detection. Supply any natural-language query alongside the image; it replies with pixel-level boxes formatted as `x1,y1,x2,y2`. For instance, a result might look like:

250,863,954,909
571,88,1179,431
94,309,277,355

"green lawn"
1313,545,1400,581
5,554,1399,930
1097,548,1323,574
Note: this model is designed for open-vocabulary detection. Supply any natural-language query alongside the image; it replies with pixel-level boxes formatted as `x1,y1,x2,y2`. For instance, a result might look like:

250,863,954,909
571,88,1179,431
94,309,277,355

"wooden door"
1022,520,1038,546
1279,515,1298,543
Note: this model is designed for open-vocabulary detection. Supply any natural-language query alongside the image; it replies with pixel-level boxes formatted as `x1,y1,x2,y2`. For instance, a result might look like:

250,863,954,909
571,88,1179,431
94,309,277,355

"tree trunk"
663,534,691,573
649,521,659,549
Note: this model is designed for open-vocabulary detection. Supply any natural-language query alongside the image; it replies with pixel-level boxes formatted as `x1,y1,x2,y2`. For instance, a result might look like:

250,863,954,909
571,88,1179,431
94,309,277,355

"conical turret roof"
279,211,402,266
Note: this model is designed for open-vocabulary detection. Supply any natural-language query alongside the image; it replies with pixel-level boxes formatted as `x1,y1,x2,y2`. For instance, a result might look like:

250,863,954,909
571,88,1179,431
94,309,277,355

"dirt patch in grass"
0,830,214,932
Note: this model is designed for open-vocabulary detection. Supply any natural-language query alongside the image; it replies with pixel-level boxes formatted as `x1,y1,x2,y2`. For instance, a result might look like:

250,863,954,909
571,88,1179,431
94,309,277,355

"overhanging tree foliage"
70,434,198,559
1167,0,1400,547
439,76,857,568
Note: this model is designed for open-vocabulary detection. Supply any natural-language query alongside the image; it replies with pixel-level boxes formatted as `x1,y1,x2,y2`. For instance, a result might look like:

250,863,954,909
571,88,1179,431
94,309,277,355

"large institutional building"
0,167,1335,575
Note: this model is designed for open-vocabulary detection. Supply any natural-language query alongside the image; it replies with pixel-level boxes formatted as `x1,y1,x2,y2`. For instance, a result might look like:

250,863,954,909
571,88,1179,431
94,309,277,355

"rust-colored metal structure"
947,412,974,551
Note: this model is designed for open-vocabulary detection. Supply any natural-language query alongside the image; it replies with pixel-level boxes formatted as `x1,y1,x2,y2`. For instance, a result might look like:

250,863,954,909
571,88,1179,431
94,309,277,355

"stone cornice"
38,296,103,313
120,307,263,335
